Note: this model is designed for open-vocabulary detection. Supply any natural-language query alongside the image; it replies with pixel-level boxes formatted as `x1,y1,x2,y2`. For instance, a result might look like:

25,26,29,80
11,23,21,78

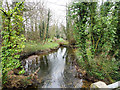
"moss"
55,38,69,45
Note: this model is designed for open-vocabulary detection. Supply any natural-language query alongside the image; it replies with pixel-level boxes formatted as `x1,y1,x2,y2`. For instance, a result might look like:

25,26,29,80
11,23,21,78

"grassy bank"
23,42,59,53
22,38,69,55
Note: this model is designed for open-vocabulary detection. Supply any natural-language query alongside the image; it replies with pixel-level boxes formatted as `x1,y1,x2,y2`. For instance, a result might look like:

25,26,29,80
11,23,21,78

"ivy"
68,1,120,82
0,2,25,84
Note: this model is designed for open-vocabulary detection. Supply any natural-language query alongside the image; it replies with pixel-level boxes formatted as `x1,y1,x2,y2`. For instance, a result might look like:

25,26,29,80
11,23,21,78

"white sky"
46,0,71,26
4,0,117,26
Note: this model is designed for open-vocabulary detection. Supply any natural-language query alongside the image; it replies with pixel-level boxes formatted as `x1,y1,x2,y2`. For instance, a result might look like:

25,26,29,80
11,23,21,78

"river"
22,47,91,88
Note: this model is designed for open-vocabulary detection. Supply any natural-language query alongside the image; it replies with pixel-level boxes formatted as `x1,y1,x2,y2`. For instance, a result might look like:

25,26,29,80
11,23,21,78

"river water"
22,47,91,88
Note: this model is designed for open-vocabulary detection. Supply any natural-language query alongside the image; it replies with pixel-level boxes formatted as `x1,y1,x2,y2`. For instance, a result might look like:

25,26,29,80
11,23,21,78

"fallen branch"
29,67,40,79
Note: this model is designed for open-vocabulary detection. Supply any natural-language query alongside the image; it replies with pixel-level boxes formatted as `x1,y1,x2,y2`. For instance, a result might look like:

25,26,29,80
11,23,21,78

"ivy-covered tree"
0,2,25,84
46,9,51,40
68,2,90,69
68,1,120,82
115,1,120,61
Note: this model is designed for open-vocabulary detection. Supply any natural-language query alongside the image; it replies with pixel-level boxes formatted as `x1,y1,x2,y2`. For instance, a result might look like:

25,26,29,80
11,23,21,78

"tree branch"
10,2,24,17
0,9,8,17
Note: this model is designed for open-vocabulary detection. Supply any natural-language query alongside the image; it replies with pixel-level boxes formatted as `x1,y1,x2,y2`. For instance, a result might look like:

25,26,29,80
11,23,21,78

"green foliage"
69,1,120,82
55,38,69,45
69,2,90,68
39,21,45,41
1,2,25,84
19,68,25,75
77,50,119,82
65,7,75,44
46,9,51,40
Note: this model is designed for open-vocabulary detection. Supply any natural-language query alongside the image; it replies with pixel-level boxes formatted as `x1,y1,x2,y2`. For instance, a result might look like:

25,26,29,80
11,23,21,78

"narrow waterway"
22,47,91,88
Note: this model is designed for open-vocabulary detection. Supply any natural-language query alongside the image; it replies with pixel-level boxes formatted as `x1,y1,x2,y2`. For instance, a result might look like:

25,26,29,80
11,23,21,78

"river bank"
4,39,102,89
21,47,92,88
73,49,106,83
2,41,97,89
73,48,120,85
20,38,69,60
3,39,69,89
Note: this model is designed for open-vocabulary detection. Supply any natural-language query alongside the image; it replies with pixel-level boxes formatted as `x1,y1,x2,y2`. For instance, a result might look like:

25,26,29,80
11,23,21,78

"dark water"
22,47,91,88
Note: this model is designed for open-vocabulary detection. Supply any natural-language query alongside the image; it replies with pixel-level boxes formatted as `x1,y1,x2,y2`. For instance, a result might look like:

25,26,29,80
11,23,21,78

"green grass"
22,38,69,54
23,41,59,53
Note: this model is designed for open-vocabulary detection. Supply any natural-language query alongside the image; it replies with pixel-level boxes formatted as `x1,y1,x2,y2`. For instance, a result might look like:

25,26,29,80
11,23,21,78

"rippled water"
22,47,90,88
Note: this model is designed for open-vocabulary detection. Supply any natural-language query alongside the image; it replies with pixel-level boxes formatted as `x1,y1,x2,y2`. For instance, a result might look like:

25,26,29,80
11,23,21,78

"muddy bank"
3,74,33,89
3,68,41,89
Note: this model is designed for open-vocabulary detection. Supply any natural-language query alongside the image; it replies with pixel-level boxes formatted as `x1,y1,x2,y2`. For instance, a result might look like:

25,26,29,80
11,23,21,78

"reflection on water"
43,48,66,88
22,47,87,88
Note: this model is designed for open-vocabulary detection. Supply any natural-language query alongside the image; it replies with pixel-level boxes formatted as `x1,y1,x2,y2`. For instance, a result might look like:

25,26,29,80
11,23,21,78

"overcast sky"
27,0,72,26
4,0,71,26
5,0,116,26
46,0,71,26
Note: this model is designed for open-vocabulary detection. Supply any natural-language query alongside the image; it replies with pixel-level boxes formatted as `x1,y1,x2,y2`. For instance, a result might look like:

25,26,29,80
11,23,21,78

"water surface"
22,47,90,88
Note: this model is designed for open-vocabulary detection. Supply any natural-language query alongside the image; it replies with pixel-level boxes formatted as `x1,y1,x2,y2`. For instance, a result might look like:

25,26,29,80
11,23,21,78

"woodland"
0,0,120,89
